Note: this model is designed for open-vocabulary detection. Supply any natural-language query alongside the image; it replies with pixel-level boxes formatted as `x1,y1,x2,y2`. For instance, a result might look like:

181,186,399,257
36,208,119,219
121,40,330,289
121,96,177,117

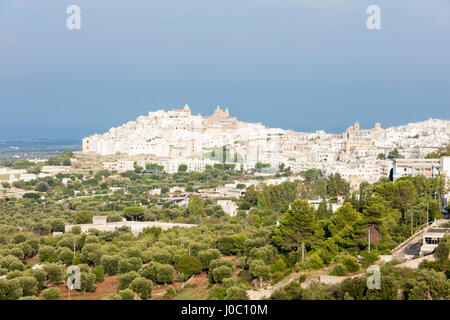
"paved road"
392,219,446,259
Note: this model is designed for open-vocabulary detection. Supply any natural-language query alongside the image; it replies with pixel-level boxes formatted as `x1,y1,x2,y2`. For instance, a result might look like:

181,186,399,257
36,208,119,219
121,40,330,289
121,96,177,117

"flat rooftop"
425,228,450,234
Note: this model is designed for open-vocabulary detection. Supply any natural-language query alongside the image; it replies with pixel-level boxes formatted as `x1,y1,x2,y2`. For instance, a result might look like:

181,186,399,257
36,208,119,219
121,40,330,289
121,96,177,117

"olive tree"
40,287,61,300
130,277,153,300
101,255,120,275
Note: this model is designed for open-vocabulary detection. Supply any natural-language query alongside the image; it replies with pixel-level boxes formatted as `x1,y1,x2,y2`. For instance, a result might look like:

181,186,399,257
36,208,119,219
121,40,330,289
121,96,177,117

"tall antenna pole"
368,227,371,253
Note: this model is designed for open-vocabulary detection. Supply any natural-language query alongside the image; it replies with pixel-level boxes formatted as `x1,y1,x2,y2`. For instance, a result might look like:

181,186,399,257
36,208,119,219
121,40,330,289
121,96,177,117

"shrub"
152,249,171,264
130,277,153,300
361,251,380,268
366,274,397,300
0,255,19,269
156,264,174,284
80,272,97,293
384,258,402,267
271,281,302,300
0,278,22,300
17,276,38,296
165,285,176,297
39,245,58,263
295,254,324,271
77,263,90,273
44,263,63,284
308,254,324,270
9,260,25,272
225,286,249,300
212,266,234,283
434,237,450,262
13,234,27,244
119,288,136,300
118,271,140,290
80,243,106,266
217,236,235,255
270,258,287,273
102,293,122,300
298,274,307,283
248,246,275,263
176,272,186,282
72,256,81,265
71,226,82,235
330,263,347,276
40,287,61,300
28,268,47,289
6,270,23,280
101,255,120,275
19,296,39,300
339,277,367,300
197,249,221,270
208,287,227,300
58,248,74,265
222,278,235,289
85,235,100,244
176,256,202,278
118,257,142,274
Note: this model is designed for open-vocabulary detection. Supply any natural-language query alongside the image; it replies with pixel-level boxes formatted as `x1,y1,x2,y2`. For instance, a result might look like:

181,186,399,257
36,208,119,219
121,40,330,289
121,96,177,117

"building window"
425,237,439,245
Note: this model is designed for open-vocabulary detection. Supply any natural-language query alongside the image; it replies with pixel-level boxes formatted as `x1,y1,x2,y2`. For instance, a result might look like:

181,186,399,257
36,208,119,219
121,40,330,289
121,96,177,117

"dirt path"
247,268,367,300
392,219,446,257
52,275,119,300
188,271,210,289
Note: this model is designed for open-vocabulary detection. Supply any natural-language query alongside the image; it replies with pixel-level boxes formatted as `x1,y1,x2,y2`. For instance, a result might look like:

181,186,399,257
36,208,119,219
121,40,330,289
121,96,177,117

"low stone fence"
65,221,197,235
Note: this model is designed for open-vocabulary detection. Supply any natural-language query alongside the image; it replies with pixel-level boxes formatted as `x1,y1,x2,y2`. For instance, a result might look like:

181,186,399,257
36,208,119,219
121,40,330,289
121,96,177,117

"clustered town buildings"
2,105,450,241
81,105,450,188
0,165,70,184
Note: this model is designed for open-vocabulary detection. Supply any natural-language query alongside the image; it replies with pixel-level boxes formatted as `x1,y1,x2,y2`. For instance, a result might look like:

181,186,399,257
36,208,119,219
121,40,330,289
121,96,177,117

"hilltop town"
82,105,450,187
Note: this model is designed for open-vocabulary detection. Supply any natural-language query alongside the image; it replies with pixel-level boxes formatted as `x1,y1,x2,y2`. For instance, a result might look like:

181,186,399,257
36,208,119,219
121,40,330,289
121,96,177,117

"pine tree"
272,199,316,259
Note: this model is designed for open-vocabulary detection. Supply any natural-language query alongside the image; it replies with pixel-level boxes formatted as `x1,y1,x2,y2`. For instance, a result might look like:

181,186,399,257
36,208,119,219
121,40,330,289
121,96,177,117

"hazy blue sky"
0,0,449,139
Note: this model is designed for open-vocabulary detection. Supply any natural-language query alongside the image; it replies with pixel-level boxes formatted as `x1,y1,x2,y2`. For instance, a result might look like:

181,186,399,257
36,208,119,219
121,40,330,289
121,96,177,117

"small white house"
420,228,450,256
217,200,238,217
92,216,108,225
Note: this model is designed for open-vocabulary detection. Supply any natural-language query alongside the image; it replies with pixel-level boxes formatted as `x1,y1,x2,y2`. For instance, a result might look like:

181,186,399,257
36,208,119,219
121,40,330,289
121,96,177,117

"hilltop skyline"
1,103,449,141
80,105,450,182
1,1,450,139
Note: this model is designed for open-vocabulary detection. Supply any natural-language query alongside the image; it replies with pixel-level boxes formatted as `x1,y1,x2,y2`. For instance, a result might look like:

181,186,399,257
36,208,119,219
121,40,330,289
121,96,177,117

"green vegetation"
176,256,202,278
426,144,450,159
388,148,404,159
0,156,448,300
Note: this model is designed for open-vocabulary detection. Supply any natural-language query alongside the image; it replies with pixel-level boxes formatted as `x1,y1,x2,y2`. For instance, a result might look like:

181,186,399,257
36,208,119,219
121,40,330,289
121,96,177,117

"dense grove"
0,161,449,300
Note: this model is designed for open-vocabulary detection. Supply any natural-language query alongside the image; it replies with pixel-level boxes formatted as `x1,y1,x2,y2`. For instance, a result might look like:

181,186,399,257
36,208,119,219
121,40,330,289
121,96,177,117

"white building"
102,161,134,172
65,217,196,236
217,200,239,217
81,106,450,187
392,158,441,181
420,228,450,256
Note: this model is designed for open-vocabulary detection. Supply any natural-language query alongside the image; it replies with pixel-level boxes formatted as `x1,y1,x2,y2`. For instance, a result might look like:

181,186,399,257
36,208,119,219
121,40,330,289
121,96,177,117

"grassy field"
173,272,211,300
173,288,210,300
